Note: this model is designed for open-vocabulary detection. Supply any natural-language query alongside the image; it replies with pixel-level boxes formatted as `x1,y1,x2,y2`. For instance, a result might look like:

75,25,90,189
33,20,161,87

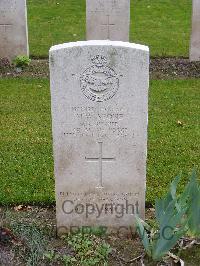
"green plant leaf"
155,192,173,225
170,175,181,200
139,171,199,261
187,175,200,236
135,216,151,256
157,199,177,229
177,170,200,237
150,174,188,261
152,227,185,261
152,209,187,261
179,170,197,207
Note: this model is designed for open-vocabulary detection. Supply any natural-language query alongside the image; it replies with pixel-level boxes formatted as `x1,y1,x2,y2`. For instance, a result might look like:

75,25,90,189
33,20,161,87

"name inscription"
63,106,133,138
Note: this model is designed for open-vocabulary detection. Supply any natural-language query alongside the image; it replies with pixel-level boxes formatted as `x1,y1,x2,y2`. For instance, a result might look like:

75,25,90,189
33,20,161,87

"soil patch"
0,206,200,265
150,57,200,79
0,57,200,79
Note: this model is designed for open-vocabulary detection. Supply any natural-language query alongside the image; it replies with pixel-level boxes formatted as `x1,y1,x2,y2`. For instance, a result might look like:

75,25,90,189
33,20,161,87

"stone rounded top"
49,40,149,53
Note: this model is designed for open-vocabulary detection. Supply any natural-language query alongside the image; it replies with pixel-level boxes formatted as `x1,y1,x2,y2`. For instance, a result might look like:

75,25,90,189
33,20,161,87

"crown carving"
91,55,107,67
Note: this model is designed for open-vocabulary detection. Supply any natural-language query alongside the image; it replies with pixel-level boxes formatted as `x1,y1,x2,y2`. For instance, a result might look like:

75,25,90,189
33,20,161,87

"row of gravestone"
0,0,200,61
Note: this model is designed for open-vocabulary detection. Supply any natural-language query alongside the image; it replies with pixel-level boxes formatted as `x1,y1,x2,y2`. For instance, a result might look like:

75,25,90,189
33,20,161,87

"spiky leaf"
135,216,151,256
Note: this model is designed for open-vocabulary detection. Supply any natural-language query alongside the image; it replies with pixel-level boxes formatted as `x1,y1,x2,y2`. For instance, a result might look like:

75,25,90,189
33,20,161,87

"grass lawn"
28,0,191,57
0,78,199,205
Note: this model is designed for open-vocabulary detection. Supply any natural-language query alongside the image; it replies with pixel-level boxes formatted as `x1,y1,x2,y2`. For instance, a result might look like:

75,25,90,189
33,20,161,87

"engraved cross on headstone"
0,24,12,42
101,15,115,39
87,0,130,41
85,142,116,188
0,24,12,29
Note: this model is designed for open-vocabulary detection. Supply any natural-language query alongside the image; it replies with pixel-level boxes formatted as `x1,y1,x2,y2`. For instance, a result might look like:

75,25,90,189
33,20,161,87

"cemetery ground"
1,0,200,265
1,76,200,265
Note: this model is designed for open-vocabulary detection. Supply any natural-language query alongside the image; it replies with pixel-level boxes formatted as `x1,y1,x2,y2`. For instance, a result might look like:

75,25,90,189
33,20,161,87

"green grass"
0,78,54,204
28,0,192,57
28,0,86,57
131,0,191,57
0,78,199,205
147,79,200,202
11,223,47,265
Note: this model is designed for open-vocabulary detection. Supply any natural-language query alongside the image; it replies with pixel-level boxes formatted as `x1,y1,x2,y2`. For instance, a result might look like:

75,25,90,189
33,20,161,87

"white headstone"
86,0,130,41
0,0,29,60
190,0,200,61
49,40,149,235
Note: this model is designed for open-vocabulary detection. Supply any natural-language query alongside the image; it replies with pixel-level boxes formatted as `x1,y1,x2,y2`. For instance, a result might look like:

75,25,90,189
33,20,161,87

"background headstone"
50,40,149,234
86,0,130,41
190,0,200,61
0,0,29,60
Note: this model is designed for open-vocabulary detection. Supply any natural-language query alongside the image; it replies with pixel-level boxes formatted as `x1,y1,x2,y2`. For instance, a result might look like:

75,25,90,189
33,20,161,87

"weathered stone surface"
86,0,130,41
0,0,29,60
190,0,200,61
49,40,149,234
